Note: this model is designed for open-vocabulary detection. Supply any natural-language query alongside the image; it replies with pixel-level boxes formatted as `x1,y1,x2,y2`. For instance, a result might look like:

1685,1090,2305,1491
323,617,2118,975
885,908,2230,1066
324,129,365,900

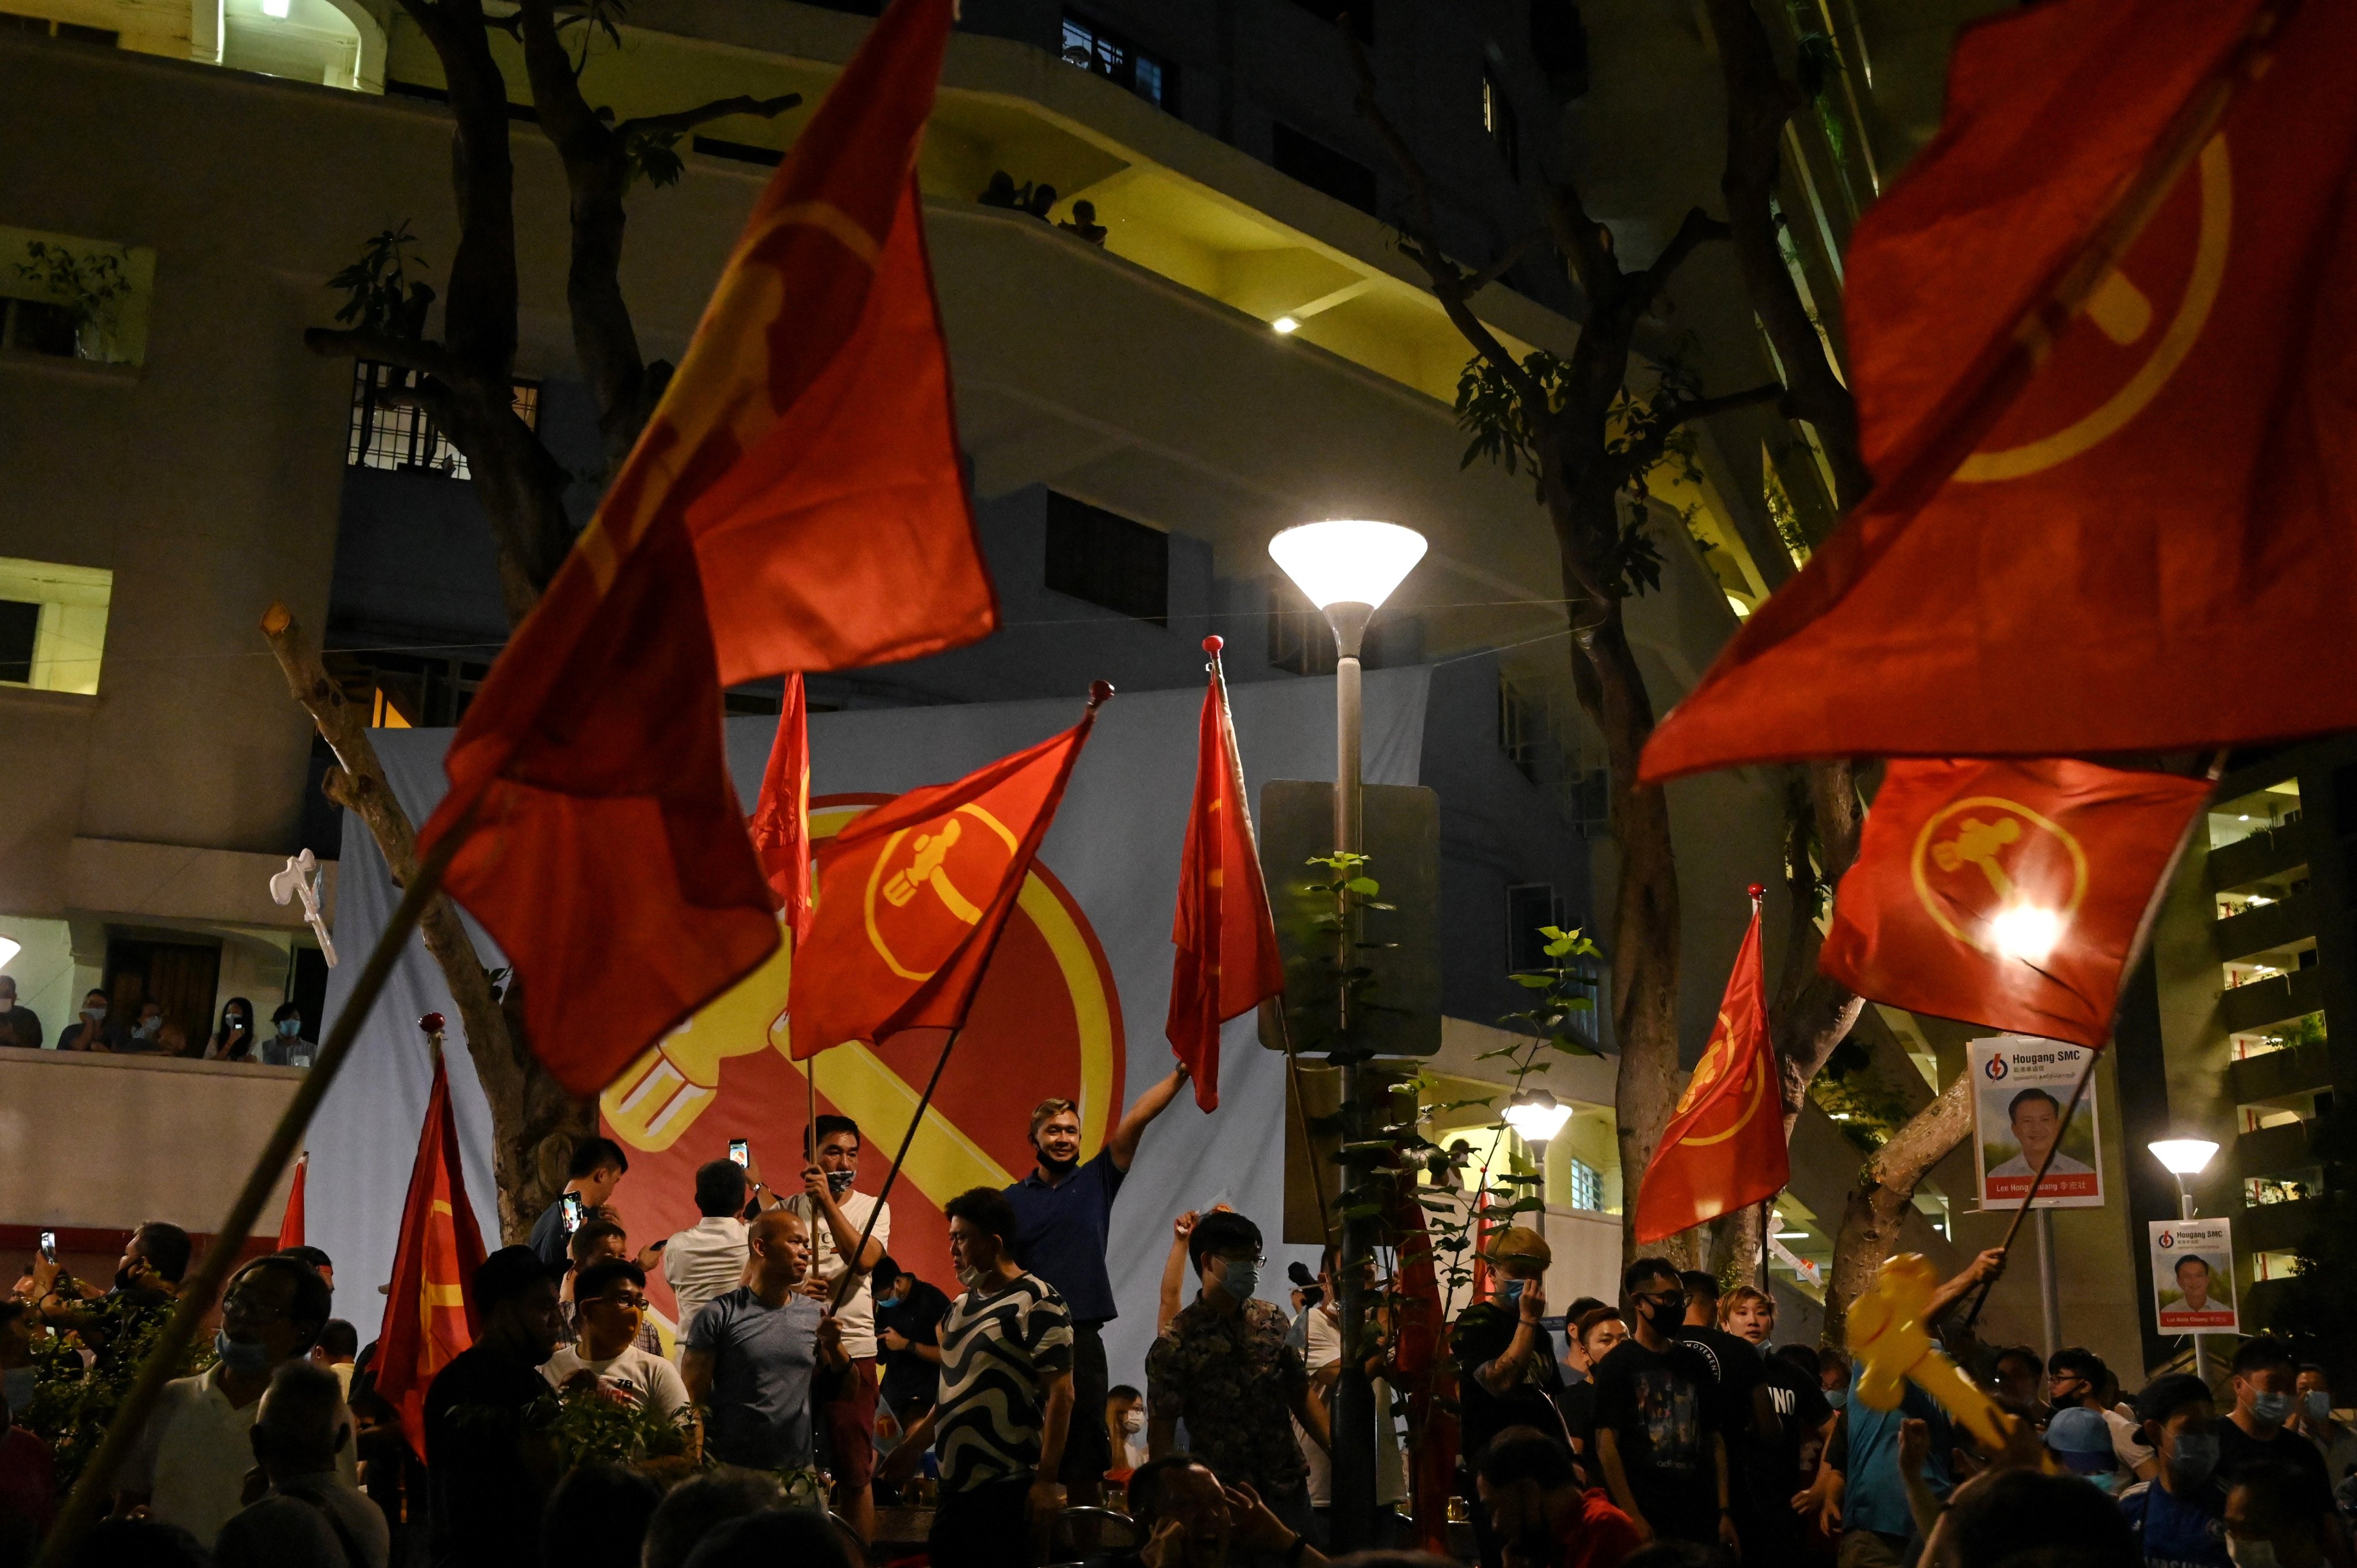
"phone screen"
562,1192,583,1233
729,1139,749,1168
39,1231,56,1264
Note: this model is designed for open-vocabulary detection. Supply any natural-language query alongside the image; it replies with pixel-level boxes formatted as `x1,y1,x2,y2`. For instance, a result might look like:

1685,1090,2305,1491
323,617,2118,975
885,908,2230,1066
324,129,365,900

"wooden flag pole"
35,809,477,1568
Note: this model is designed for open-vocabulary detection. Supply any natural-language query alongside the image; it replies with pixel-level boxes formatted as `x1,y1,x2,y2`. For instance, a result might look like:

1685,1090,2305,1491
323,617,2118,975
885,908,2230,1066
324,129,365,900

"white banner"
1969,1035,2104,1210
2150,1218,2238,1333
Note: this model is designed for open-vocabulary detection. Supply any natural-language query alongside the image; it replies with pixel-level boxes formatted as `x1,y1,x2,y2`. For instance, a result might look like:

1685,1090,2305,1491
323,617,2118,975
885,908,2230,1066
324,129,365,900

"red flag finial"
1746,883,1766,902
1202,635,1223,655
418,1012,446,1034
1088,680,1116,709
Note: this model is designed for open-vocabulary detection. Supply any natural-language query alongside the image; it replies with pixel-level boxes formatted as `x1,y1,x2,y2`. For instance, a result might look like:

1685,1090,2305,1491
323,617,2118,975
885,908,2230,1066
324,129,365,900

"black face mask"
1636,1295,1684,1330
1036,1150,1079,1177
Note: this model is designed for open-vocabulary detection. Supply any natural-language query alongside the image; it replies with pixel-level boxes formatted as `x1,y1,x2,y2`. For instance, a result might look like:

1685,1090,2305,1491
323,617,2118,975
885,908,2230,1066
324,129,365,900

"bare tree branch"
1635,205,1734,308
1823,1074,1974,1346
616,92,802,142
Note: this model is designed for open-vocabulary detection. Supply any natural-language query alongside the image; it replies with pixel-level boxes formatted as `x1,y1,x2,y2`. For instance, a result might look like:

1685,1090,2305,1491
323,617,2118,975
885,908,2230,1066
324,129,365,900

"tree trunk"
261,604,590,1241
1821,1072,1973,1346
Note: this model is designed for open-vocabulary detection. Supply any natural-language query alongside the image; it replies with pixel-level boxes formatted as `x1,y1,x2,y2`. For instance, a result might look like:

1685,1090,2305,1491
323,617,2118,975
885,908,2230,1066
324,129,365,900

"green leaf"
1509,973,1554,989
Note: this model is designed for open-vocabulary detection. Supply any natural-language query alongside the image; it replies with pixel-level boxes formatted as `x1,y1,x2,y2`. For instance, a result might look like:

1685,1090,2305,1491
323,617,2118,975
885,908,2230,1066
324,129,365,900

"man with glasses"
118,1253,342,1546
2049,1347,2157,1483
1146,1209,1329,1552
1589,1258,1733,1555
544,1258,696,1457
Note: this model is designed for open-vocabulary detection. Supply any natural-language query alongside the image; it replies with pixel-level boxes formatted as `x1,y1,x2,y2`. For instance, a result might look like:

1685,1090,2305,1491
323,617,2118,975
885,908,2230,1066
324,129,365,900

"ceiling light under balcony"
1272,315,1300,334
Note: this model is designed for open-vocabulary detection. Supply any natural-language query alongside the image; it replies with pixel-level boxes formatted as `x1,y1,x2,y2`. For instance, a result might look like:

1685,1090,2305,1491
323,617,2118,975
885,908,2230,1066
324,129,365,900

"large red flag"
1633,897,1788,1243
750,674,815,943
417,0,991,1097
1820,758,2211,1048
1641,0,2357,781
1165,639,1283,1111
373,1034,487,1455
785,692,1105,1056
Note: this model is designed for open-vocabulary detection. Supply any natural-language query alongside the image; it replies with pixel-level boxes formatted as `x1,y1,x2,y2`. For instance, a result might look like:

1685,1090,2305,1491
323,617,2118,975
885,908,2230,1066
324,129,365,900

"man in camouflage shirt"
1146,1210,1330,1546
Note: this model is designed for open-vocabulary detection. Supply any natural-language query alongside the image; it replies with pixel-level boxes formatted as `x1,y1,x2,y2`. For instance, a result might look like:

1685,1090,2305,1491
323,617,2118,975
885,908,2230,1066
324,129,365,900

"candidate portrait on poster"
2151,1219,2238,1333
1970,1036,2104,1208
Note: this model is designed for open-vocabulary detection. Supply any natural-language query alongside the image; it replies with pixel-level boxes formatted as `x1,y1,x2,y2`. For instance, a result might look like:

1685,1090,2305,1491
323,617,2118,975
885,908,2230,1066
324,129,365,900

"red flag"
751,674,815,943
1633,898,1787,1243
274,1154,306,1252
1164,639,1283,1111
1640,0,2357,781
417,0,990,1097
1821,758,2211,1048
372,1047,487,1455
785,695,1104,1056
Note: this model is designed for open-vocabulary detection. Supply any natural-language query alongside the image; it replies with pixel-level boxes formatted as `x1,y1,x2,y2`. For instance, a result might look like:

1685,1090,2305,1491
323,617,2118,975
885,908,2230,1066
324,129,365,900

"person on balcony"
0,976,43,1050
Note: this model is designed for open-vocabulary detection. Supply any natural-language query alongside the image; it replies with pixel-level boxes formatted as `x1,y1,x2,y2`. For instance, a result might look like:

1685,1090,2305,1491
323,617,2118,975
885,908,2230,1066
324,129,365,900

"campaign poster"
2151,1219,2238,1332
1970,1035,2104,1208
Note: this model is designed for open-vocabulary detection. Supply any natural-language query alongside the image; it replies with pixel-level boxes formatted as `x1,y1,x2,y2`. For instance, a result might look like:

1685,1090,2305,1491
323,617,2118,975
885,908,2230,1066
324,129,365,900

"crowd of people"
0,982,319,1065
4,1095,2355,1568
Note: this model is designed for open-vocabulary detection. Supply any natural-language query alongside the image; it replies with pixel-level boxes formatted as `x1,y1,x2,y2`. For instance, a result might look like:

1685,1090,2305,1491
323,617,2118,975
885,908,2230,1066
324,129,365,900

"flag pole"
1957,753,2226,1335
33,808,478,1568
823,680,1114,1313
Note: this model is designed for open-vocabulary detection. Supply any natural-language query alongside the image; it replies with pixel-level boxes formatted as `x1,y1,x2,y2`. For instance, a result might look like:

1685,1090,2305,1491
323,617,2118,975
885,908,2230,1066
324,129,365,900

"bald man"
681,1208,846,1473
214,1359,388,1568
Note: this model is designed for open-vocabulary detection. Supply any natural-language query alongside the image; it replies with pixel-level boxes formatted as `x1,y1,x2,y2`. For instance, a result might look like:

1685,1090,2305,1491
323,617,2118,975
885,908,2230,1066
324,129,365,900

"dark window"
1507,884,1561,973
1530,1,1589,98
1061,12,1178,113
1271,123,1378,214
289,945,330,1041
347,360,538,480
0,12,47,30
103,934,222,1056
324,648,493,729
693,135,784,167
1,297,77,356
1286,0,1371,41
1482,71,1520,177
1498,674,1544,781
54,20,115,43
0,599,38,683
1045,492,1169,624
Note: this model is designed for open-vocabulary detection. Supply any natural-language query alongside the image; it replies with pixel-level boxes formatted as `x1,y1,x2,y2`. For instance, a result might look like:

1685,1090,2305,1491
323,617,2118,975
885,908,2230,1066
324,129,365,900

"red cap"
1746,883,1767,902
418,1012,446,1034
1202,635,1223,655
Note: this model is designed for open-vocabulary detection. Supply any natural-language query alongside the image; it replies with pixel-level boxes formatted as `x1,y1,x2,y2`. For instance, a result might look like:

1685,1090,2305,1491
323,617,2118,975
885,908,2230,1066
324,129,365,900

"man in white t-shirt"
664,1158,757,1346
1986,1088,2096,1180
544,1258,696,1456
1290,1250,1407,1524
788,1114,890,1543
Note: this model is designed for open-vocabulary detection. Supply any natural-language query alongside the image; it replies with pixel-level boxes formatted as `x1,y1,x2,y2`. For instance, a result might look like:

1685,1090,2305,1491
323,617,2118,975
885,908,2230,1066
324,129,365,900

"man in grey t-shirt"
682,1208,845,1470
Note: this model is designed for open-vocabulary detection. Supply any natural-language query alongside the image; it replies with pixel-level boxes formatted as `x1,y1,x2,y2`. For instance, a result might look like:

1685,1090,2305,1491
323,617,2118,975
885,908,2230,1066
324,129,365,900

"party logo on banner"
600,796,1124,1317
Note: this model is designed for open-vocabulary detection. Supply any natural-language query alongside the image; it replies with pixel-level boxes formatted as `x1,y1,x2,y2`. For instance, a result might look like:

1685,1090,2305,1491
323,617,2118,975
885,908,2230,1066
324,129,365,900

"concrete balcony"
2209,823,2310,895
2234,1119,2317,1181
2230,1039,2336,1105
2213,894,2313,964
2239,1193,2320,1255
2217,966,2326,1037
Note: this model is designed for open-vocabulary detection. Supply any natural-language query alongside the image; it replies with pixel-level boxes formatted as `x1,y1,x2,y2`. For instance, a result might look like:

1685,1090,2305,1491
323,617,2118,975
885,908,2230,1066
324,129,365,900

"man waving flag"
417,0,993,1098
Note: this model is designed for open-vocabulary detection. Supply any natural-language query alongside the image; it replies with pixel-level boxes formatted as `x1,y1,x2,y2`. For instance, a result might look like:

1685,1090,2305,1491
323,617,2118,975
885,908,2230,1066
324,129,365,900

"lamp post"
1268,518,1426,1551
1503,1089,1573,1271
2150,1137,2220,1381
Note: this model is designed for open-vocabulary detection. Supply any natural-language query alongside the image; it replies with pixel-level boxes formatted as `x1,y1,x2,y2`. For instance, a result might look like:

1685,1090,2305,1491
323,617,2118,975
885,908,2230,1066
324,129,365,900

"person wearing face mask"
265,1002,319,1067
2118,1372,2232,1567
212,1359,389,1568
1454,1227,1575,1493
874,1256,950,1424
785,1114,889,1542
1145,1210,1329,1554
58,987,124,1051
1109,1386,1150,1471
2218,1339,2339,1525
205,997,258,1062
1005,1067,1191,1505
1589,1257,1734,1554
0,976,44,1050
116,1254,346,1547
2289,1366,2357,1491
30,1220,190,1363
2226,1463,2334,1568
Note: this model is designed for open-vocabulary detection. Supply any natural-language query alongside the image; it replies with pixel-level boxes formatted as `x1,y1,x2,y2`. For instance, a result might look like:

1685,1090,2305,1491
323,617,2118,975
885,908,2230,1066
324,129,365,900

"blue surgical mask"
2304,1391,2331,1424
2170,1432,2221,1487
2,1365,35,1420
1826,1387,1849,1410
213,1330,274,1378
1218,1257,1260,1303
2252,1390,2295,1426
1501,1280,1525,1305
277,1018,302,1038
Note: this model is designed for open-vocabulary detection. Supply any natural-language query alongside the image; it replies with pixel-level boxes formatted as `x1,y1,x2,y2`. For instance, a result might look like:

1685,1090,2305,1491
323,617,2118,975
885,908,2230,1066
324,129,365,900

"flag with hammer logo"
417,0,991,1097
785,699,1104,1057
1821,758,2213,1047
372,1041,486,1455
1641,0,2357,781
1634,893,1787,1243
1165,637,1284,1111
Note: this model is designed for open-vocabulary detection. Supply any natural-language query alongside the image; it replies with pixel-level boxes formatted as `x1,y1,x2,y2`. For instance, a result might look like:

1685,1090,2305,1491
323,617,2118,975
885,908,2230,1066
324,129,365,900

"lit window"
347,360,539,480
1060,13,1178,113
0,556,110,696
1482,71,1519,177
1566,1158,1603,1212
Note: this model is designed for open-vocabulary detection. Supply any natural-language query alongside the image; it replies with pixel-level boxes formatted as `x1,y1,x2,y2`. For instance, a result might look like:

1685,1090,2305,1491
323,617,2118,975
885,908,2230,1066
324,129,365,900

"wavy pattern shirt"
935,1272,1074,1493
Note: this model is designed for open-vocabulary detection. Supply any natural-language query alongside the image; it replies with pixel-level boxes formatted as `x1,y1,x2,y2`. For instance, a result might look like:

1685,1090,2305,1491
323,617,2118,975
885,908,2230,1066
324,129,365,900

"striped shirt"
935,1272,1074,1493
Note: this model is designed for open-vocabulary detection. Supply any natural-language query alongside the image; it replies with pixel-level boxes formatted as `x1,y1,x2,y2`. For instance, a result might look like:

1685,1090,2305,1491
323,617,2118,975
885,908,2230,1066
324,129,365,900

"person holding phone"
528,1138,631,1271
664,1155,759,1353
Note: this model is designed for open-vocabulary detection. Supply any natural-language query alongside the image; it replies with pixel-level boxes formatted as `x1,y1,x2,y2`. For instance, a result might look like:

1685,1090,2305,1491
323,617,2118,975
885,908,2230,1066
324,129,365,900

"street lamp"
0,935,18,973
1504,1089,1574,1273
1268,517,1426,1552
2149,1137,2221,1380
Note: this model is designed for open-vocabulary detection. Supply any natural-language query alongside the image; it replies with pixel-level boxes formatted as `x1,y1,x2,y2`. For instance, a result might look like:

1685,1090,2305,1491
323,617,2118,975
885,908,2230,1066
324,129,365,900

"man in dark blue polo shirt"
1005,1065,1191,1503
